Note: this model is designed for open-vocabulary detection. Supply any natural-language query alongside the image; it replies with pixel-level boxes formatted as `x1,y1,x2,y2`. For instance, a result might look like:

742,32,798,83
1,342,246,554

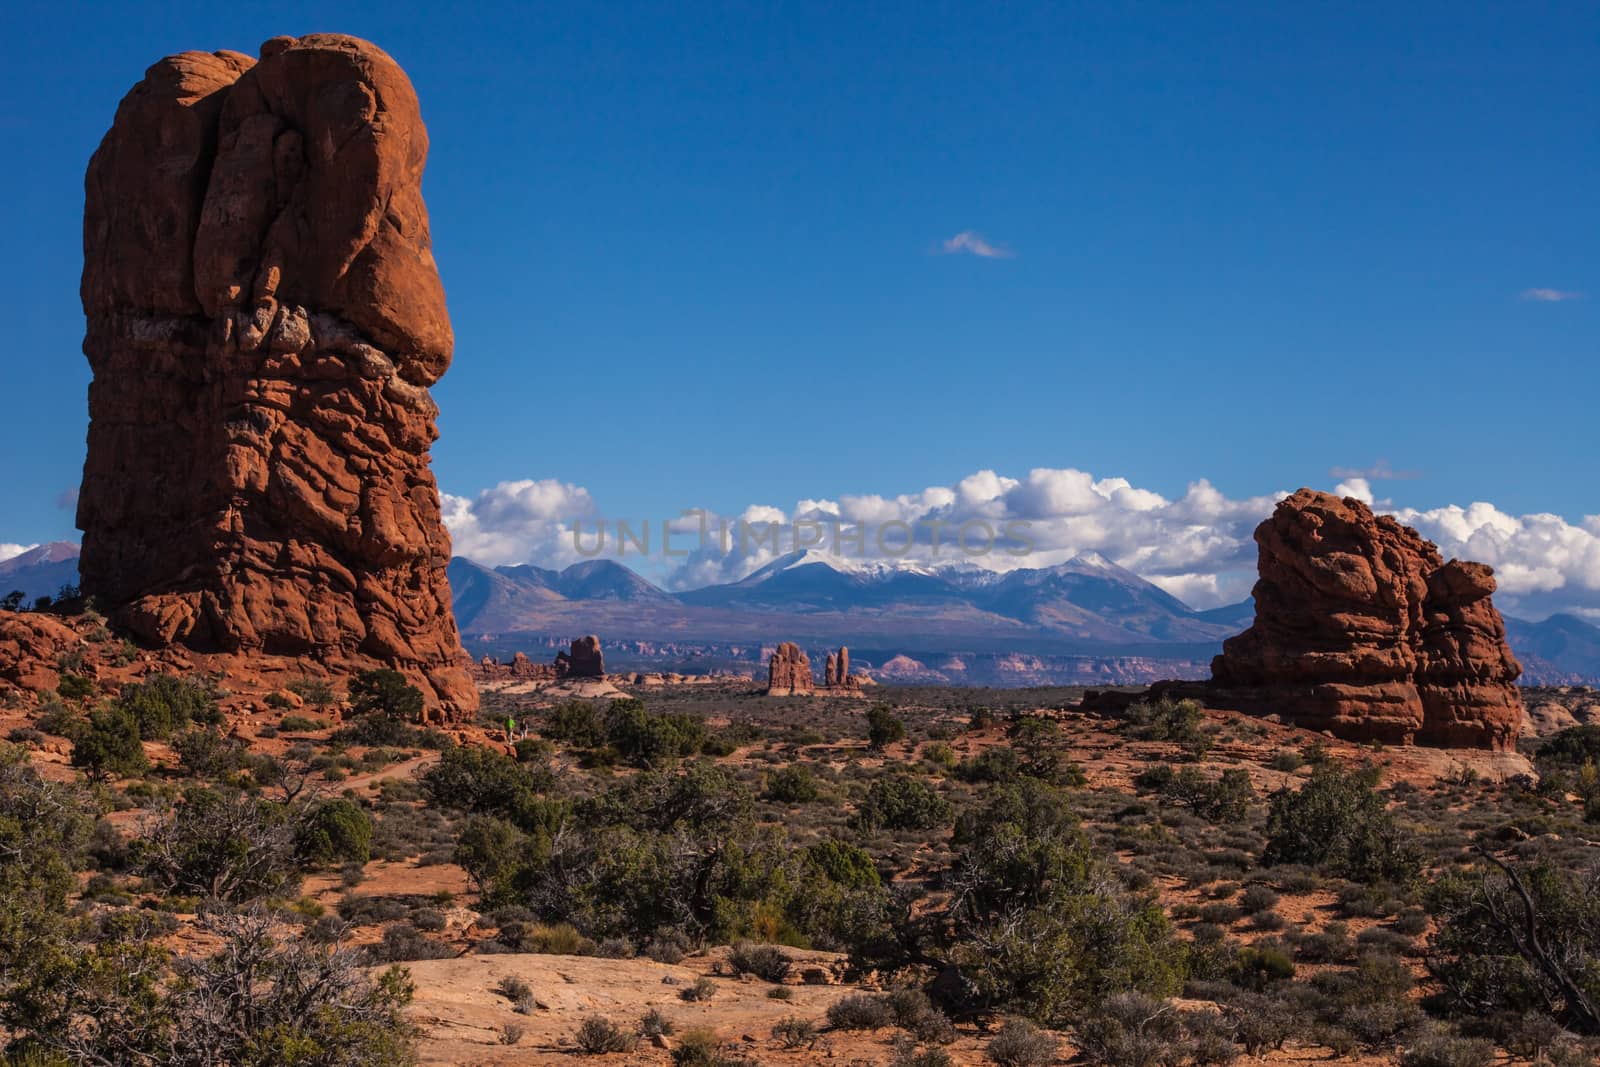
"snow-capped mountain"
0,542,81,604
454,549,1244,649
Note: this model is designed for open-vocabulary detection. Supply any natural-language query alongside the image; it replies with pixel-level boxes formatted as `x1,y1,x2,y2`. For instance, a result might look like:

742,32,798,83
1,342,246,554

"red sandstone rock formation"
1210,489,1522,750
0,613,84,693
77,35,475,718
767,642,814,696
470,652,558,684
555,635,605,679
823,645,863,692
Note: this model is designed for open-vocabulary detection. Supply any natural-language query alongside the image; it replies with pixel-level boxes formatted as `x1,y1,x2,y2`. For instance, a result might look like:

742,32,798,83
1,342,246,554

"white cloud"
1520,287,1584,303
439,470,1600,620
939,231,1012,259
1392,502,1600,618
1334,478,1374,504
440,479,597,568
0,544,37,564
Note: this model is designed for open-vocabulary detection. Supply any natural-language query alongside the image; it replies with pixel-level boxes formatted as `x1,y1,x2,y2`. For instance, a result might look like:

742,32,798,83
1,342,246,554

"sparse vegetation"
0,663,1586,1067
575,1014,638,1053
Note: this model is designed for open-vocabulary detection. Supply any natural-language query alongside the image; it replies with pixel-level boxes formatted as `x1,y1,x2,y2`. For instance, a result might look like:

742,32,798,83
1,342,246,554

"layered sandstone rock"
1210,489,1522,750
823,646,863,692
767,642,814,696
78,35,475,717
555,635,605,679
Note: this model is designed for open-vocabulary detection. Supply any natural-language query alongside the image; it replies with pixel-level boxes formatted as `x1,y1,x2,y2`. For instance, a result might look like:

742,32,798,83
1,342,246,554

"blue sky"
3,2,1597,609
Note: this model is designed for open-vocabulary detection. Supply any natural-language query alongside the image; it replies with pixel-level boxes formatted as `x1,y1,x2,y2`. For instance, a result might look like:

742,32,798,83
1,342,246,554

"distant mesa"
556,634,605,679
1114,489,1523,750
74,34,475,717
476,651,555,682
474,635,605,683
767,642,865,696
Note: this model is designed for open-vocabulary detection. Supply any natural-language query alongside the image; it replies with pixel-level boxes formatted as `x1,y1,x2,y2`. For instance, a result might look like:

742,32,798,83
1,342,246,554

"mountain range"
0,543,81,605
5,543,1597,685
444,550,1600,685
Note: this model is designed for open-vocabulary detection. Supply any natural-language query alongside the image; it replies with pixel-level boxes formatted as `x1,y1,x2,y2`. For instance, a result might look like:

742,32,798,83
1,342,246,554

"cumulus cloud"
440,479,597,568
443,467,1286,607
939,231,1012,258
1393,502,1600,619
1520,288,1583,303
439,470,1600,620
0,544,37,564
1333,478,1375,505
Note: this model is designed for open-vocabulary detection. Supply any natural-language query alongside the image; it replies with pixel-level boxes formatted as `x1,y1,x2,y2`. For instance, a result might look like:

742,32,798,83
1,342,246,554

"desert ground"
4,635,1596,1065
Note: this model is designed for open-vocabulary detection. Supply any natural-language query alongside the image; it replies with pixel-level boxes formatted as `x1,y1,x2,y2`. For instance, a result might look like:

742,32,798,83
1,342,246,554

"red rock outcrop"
0,612,85,693
1210,489,1522,750
470,652,558,684
823,646,863,692
77,35,475,718
766,642,814,696
555,635,605,679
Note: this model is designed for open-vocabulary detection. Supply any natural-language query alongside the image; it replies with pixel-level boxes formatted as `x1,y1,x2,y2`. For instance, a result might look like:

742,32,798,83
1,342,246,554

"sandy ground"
401,947,1419,1066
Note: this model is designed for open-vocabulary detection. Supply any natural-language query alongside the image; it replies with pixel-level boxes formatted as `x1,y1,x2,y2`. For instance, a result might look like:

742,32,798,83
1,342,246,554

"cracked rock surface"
1211,489,1522,750
78,34,476,717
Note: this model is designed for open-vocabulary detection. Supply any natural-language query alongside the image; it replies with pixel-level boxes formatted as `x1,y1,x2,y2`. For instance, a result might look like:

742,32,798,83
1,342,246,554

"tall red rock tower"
1211,490,1522,750
767,643,815,696
77,35,476,717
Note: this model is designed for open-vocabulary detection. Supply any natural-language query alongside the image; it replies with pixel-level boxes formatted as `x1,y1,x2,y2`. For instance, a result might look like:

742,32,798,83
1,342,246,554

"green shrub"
56,673,95,702
764,764,821,803
1263,763,1420,885
287,677,338,708
453,816,534,903
137,788,296,902
854,774,952,832
1230,945,1295,990
603,699,706,767
424,745,556,829
71,704,148,781
34,695,83,738
867,705,907,750
116,673,220,740
942,778,1185,1023
296,798,373,867
804,839,880,888
1428,854,1600,1033
544,700,605,747
1267,750,1304,772
1134,765,1254,822
279,715,328,732
349,668,424,721
1126,698,1206,744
